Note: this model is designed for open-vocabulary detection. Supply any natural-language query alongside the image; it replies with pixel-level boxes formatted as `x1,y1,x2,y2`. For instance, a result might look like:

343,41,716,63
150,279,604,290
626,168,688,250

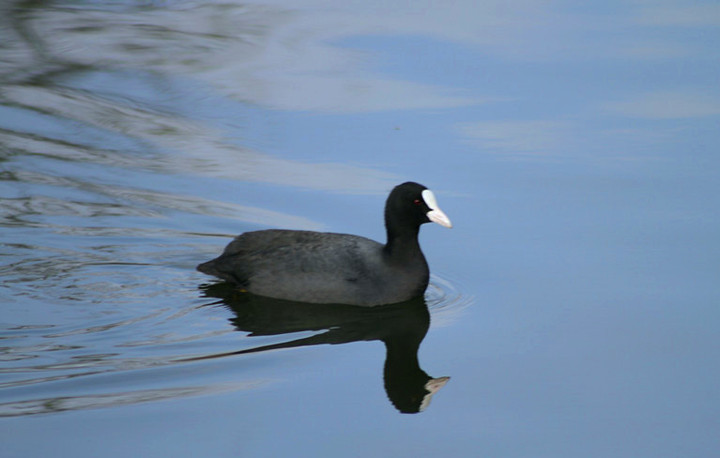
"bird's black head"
385,182,452,235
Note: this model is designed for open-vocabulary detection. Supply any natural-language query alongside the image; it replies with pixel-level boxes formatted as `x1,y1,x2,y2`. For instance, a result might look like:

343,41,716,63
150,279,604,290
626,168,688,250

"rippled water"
2,1,720,457
1,269,468,416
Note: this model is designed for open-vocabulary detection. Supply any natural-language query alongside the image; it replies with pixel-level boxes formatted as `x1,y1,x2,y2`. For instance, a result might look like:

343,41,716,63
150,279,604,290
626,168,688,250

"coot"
197,182,452,306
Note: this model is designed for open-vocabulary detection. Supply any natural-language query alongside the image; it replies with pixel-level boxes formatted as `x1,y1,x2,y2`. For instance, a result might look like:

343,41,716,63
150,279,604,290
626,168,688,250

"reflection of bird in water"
199,283,450,414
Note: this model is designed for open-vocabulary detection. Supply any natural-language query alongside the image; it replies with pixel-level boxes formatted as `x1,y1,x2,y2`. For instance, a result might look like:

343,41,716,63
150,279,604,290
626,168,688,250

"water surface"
2,1,719,457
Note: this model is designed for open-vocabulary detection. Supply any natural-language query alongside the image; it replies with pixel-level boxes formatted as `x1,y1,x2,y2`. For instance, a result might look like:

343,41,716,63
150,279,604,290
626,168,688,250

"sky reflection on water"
1,0,719,457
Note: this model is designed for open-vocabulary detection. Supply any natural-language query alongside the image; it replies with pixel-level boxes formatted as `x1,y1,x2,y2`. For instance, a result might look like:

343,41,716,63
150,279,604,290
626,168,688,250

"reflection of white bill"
421,376,451,412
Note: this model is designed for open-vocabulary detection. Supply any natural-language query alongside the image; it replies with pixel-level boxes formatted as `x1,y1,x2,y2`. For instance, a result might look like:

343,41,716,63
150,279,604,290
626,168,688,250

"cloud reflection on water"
2,0,716,173
603,90,720,119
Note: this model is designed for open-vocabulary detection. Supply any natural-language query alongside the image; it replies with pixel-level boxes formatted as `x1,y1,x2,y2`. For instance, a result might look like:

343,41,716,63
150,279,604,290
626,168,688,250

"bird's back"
198,229,424,305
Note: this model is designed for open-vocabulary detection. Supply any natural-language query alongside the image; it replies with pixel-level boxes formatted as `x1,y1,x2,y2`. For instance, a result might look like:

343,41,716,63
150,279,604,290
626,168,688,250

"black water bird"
197,182,452,306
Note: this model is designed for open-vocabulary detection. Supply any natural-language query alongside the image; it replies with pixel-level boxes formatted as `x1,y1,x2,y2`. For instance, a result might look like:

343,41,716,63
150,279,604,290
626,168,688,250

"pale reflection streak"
602,90,720,120
0,1,482,197
0,1,523,196
456,88,720,158
0,305,237,392
635,3,720,27
16,3,477,112
456,120,570,156
0,383,260,417
1,84,398,196
0,166,324,231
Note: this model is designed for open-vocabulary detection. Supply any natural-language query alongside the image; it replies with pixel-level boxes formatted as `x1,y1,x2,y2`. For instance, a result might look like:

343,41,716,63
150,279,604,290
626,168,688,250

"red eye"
413,199,421,205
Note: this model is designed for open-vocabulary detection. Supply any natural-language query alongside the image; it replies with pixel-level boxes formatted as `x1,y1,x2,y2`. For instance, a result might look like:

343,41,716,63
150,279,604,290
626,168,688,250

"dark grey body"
197,229,429,306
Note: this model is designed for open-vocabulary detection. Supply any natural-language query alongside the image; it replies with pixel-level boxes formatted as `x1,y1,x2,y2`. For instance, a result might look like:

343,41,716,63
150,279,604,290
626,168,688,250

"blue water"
2,1,719,456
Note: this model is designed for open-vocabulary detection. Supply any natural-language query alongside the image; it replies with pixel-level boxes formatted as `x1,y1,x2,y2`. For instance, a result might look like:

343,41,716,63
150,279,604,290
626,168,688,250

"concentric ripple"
426,272,474,327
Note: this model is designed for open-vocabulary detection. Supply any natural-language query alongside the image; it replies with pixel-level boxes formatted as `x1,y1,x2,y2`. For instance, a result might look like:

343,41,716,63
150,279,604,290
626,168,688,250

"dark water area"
2,1,719,457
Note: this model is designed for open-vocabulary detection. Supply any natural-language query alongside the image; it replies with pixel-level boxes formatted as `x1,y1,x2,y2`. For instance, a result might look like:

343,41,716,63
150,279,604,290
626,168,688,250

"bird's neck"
384,226,423,263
